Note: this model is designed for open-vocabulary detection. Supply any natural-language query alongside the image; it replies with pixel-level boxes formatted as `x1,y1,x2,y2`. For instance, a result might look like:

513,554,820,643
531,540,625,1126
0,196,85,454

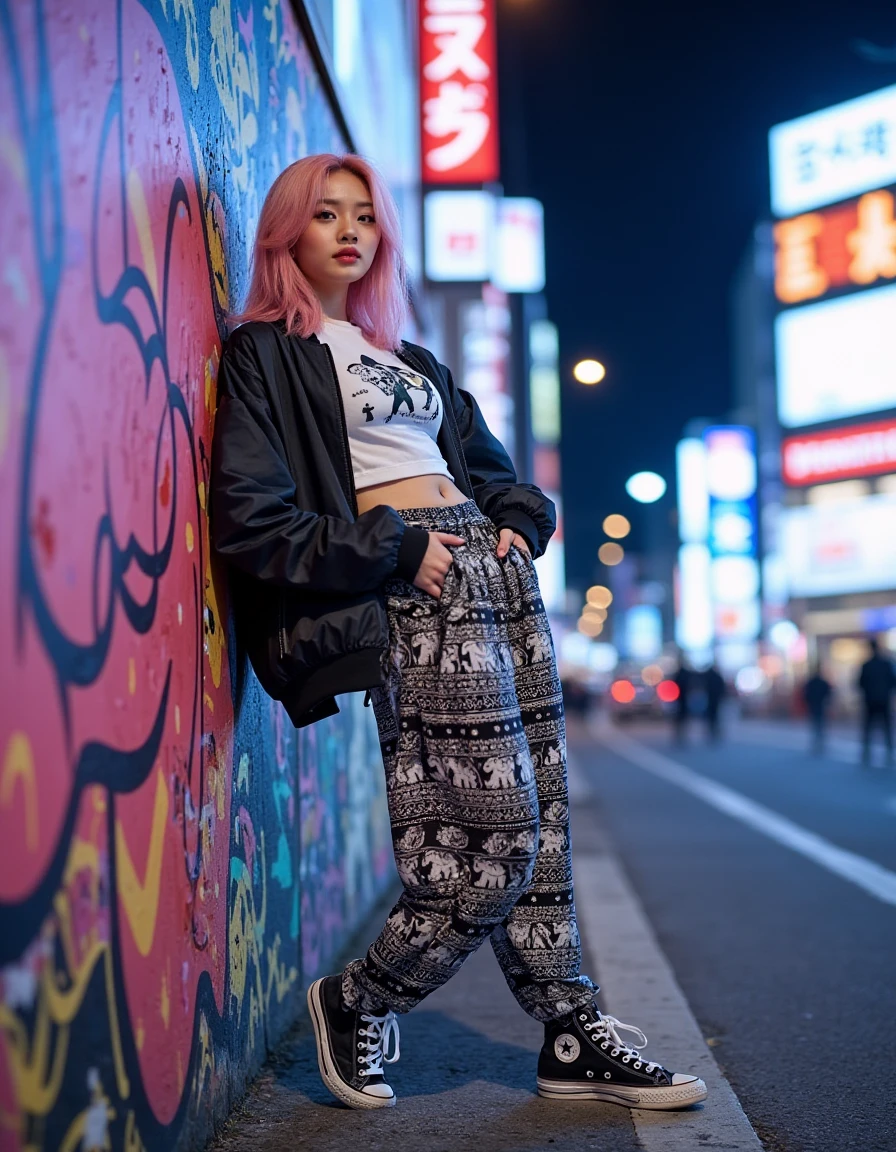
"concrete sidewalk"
209,729,761,1152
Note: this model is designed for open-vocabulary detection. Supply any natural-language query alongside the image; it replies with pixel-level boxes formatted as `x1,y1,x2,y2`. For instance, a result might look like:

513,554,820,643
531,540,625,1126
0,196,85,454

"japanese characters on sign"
782,418,896,486
769,84,896,216
420,0,499,184
774,186,896,304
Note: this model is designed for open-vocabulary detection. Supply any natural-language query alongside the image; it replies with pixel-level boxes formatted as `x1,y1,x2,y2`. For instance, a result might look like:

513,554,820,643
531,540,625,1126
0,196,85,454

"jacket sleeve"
442,366,556,558
209,332,430,592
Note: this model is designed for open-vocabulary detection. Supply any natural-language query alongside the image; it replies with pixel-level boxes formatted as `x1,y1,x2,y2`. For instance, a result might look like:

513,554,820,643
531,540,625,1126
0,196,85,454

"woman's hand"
413,532,466,598
496,529,531,559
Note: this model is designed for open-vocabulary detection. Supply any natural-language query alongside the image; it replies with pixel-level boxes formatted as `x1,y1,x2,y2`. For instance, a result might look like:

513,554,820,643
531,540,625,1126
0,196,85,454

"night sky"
497,0,896,593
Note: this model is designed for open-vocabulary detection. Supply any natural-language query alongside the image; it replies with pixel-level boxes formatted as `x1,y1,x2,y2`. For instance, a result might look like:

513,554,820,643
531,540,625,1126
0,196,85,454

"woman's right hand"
413,532,465,598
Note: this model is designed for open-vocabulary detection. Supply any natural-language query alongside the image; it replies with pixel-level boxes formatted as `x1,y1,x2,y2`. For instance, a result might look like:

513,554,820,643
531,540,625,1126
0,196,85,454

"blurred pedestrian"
802,665,832,755
672,659,691,744
703,664,726,742
856,638,896,765
210,154,706,1112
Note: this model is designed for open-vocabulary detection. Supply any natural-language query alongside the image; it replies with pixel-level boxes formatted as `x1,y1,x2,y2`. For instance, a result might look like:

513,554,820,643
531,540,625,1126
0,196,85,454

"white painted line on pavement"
602,727,896,908
567,751,763,1149
573,849,764,1148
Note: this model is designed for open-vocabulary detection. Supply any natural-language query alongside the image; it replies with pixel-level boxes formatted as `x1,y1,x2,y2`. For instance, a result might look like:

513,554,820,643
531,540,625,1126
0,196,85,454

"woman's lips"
335,253,360,264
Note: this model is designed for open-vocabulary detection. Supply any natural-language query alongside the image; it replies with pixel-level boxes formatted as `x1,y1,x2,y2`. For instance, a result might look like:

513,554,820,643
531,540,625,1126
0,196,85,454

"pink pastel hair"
234,153,408,350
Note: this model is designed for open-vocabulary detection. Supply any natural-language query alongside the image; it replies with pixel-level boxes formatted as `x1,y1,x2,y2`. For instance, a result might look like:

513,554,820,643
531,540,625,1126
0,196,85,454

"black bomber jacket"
209,320,556,727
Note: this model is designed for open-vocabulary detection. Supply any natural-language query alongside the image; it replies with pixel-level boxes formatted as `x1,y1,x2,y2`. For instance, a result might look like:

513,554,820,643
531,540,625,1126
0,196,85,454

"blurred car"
605,671,680,723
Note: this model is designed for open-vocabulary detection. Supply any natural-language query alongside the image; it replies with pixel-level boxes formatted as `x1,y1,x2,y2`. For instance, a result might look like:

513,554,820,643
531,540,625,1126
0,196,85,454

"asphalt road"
569,711,896,1152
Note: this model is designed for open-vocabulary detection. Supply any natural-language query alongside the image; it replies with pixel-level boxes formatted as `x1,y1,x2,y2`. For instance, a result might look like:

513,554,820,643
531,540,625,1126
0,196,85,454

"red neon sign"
782,417,896,485
420,0,499,185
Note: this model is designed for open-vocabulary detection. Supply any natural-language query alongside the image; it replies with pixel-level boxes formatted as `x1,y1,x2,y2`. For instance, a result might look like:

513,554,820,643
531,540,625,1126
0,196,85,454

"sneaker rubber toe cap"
361,1082,395,1099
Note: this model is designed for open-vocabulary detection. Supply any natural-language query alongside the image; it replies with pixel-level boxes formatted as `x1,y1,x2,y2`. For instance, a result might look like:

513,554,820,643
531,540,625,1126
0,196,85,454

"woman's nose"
338,221,358,242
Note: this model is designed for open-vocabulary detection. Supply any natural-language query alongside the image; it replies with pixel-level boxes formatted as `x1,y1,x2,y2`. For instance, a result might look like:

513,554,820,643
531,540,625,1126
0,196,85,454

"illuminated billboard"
424,190,494,281
774,283,896,427
773,186,896,305
781,492,896,596
769,83,896,217
420,0,499,184
782,417,896,485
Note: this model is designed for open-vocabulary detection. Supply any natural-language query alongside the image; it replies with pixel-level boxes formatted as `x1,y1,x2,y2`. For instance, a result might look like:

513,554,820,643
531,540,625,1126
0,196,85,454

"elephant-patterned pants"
342,500,597,1022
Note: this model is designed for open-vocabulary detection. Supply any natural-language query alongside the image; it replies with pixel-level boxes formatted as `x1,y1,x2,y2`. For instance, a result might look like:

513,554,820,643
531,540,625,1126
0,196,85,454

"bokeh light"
625,471,667,503
603,514,631,539
586,584,613,608
656,679,680,703
573,358,606,385
610,679,636,704
577,616,604,637
583,604,607,622
641,663,663,686
598,542,624,566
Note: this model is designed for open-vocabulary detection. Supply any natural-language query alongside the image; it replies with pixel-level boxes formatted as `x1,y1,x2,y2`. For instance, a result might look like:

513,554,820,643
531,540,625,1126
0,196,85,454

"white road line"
568,752,763,1149
601,726,896,908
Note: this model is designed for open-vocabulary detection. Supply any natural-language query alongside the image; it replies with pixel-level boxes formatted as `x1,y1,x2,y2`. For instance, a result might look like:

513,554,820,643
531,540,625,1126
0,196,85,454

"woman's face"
293,168,381,296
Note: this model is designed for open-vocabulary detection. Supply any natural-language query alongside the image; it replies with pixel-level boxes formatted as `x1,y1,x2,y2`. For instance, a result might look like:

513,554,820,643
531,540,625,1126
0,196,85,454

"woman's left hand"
496,529,531,559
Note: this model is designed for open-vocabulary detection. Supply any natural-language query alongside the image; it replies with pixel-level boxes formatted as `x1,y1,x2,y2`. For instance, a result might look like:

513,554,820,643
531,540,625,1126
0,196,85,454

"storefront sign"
774,187,896,304
420,0,499,184
775,282,896,427
781,492,896,596
423,189,494,280
769,83,896,216
782,417,896,485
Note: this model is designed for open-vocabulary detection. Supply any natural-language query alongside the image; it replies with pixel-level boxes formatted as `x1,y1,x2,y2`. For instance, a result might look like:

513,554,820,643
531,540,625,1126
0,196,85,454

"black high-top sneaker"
537,1001,707,1110
307,974,400,1109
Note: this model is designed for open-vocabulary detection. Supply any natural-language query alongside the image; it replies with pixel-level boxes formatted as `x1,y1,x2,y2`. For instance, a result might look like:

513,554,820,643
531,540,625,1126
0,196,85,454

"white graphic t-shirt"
318,317,454,491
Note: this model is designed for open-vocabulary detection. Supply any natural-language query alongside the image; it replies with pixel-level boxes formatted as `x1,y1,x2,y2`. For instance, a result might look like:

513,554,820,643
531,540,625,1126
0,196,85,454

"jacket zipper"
397,345,474,498
278,593,288,660
321,341,359,516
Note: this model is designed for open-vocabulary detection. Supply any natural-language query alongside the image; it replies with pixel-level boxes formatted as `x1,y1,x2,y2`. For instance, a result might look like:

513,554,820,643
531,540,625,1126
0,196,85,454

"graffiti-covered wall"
0,1,396,1148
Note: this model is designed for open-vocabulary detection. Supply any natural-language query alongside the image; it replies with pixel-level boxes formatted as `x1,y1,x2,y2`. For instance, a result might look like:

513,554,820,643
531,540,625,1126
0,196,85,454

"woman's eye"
359,215,376,224
316,211,335,220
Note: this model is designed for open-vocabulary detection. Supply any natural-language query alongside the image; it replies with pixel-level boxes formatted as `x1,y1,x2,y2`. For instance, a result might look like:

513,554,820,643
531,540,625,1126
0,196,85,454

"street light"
598,542,624,566
625,471,667,503
573,359,606,385
602,514,630,539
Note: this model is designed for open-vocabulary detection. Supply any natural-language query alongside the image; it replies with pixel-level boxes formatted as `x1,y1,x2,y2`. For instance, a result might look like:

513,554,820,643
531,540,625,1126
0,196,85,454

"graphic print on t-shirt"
347,354,440,425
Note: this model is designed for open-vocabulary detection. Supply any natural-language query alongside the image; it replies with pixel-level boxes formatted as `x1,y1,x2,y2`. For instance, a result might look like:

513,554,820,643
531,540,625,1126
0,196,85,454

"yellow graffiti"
128,657,136,696
209,0,260,193
160,966,170,1030
124,1110,147,1152
125,169,160,307
1,731,38,850
115,769,169,957
191,1011,216,1114
185,521,194,552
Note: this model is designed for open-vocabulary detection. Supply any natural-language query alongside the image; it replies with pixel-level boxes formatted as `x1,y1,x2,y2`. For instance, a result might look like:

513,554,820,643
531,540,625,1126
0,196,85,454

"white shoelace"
583,1012,660,1074
358,1010,401,1077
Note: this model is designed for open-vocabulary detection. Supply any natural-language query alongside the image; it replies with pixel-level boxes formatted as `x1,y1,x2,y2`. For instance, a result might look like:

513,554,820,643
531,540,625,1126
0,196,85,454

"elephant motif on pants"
482,755,517,789
396,854,422,886
422,849,462,881
473,857,509,888
525,632,552,663
439,644,460,673
482,830,514,855
552,921,579,948
394,756,424,784
461,639,499,672
539,826,566,853
412,632,439,666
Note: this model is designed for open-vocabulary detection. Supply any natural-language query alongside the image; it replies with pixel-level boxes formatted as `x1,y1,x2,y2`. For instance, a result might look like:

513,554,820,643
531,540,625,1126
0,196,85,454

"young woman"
210,154,706,1113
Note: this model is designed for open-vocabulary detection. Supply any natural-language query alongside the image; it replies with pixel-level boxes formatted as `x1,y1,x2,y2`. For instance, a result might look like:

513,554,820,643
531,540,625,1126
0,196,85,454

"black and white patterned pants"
342,500,596,1022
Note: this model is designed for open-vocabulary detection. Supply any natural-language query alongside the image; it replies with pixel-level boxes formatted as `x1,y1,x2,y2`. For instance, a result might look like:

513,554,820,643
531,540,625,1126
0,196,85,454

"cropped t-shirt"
318,318,455,490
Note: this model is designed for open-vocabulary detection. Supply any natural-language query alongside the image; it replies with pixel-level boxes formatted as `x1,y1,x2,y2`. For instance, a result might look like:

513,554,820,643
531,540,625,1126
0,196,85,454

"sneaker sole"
307,978,396,1109
536,1075,707,1110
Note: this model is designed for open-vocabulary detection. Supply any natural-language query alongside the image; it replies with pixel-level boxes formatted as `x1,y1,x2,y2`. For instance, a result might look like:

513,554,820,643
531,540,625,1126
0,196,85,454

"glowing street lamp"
625,471,666,503
602,514,630,539
598,542,624,566
573,359,606,385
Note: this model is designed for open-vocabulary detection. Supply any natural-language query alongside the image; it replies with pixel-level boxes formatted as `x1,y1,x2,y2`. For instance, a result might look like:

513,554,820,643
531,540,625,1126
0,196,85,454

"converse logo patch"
554,1033,580,1062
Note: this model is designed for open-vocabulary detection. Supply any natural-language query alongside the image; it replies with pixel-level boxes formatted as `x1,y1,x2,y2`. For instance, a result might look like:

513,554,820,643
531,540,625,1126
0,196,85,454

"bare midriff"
355,473,468,515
